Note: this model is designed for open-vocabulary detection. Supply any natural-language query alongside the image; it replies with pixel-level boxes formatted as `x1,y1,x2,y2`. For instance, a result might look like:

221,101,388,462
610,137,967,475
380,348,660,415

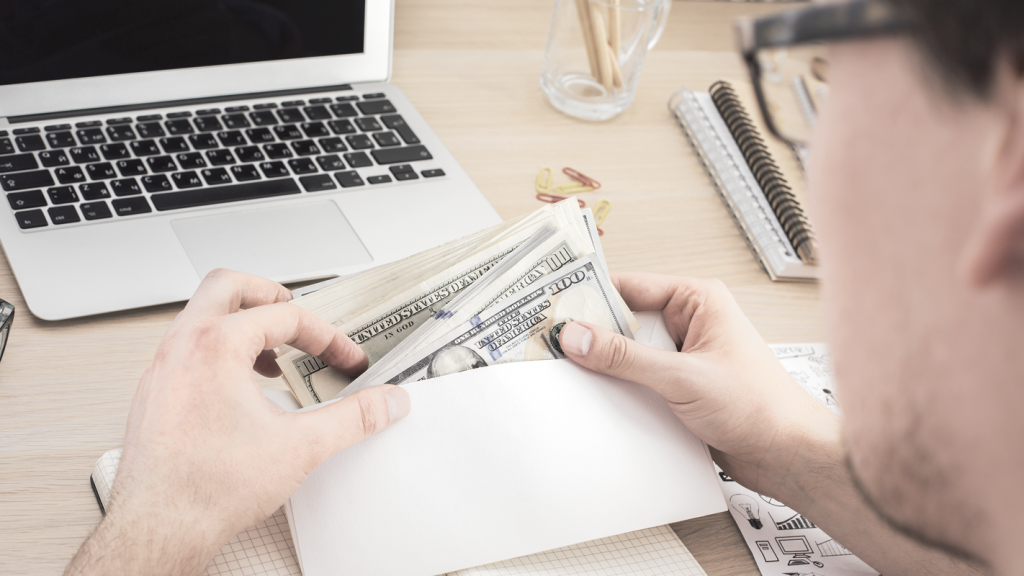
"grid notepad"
93,449,707,576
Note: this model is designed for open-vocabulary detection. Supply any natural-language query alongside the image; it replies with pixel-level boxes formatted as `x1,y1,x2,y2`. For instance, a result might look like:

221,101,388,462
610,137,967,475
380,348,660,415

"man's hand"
557,273,838,500
66,269,411,576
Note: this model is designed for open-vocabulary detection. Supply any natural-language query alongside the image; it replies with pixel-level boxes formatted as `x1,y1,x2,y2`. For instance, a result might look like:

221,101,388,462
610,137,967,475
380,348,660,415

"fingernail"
386,387,411,424
559,323,593,357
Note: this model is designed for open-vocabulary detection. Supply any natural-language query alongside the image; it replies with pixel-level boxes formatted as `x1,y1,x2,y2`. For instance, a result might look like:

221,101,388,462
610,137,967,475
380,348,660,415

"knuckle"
355,394,383,438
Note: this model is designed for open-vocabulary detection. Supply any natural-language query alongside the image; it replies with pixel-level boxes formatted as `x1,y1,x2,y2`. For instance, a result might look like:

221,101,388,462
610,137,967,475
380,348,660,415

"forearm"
775,418,985,576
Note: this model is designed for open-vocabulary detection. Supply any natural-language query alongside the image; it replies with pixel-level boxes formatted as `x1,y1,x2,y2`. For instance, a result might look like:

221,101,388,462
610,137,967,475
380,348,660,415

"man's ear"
961,62,1024,287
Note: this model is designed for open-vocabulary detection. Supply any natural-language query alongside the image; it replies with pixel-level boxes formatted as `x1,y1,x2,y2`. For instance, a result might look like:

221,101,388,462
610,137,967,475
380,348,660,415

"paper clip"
593,199,611,236
536,167,553,194
552,181,594,194
537,192,585,208
563,167,601,190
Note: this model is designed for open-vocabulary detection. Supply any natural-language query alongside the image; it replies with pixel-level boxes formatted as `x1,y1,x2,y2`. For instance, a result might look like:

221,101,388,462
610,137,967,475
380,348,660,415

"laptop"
0,0,500,321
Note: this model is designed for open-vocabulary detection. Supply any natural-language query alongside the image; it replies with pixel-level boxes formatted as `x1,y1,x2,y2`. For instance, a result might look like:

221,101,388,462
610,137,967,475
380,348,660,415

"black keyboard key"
287,158,317,174
44,124,71,131
106,117,132,125
346,134,374,150
373,132,402,147
76,128,106,144
147,156,177,173
136,122,166,139
392,170,418,181
151,178,300,211
80,201,113,220
0,153,38,173
422,168,445,178
303,106,332,121
166,111,192,118
362,92,386,99
171,171,203,189
80,182,111,200
390,164,420,180
101,143,130,160
336,94,359,102
48,205,80,224
47,186,79,204
301,122,330,138
70,146,100,164
224,106,249,113
0,138,14,155
263,143,292,159
136,114,163,122
230,164,261,181
357,100,397,115
381,115,421,144
371,145,433,165
250,111,277,126
165,119,194,135
131,140,161,156
86,162,117,180
334,170,364,188
116,158,147,176
319,137,347,152
355,117,382,132
3,169,55,191
330,103,358,118
176,152,207,170
343,152,373,168
206,149,236,166
196,108,220,116
188,133,219,150
54,166,85,184
7,190,46,210
217,131,247,147
245,128,275,143
259,161,290,178
201,167,232,185
300,174,336,192
222,114,251,129
108,179,139,197
38,150,70,167
13,127,38,134
193,116,223,132
328,119,357,135
235,146,265,163
291,140,320,156
78,181,108,199
367,175,392,185
15,209,47,229
277,108,305,124
281,100,305,107
46,131,77,149
16,134,45,152
273,125,303,141
76,121,102,128
106,125,136,142
316,154,345,171
112,196,152,215
160,137,190,154
142,174,172,192
309,97,332,104
253,103,278,110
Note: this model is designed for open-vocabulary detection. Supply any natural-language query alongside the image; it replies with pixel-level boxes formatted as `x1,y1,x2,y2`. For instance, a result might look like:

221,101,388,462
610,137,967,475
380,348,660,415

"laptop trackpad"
171,201,372,280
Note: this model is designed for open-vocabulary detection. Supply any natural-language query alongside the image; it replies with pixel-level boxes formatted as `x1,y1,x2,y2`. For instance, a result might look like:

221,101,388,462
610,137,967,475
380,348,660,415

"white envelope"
285,311,726,576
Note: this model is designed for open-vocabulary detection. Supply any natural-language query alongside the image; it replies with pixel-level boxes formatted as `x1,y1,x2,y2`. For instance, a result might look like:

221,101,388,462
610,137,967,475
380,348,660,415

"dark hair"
891,0,1024,98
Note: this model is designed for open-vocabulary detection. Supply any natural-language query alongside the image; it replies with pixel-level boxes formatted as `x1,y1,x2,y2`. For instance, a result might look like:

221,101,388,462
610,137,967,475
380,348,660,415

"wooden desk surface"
0,1,820,574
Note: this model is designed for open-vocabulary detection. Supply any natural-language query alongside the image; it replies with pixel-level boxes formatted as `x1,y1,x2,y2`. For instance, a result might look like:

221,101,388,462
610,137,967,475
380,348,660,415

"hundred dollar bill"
343,254,634,391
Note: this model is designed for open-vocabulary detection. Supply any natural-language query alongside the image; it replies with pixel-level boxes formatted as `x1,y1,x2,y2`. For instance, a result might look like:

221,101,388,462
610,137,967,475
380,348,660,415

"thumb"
302,385,412,456
558,321,686,398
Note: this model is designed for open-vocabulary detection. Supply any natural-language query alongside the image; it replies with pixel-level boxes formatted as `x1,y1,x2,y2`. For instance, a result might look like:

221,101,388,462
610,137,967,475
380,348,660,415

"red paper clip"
562,167,601,190
536,192,586,208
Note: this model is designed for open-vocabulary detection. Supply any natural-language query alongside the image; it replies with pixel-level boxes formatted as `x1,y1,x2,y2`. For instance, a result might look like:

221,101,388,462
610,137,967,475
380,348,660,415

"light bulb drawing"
730,494,763,529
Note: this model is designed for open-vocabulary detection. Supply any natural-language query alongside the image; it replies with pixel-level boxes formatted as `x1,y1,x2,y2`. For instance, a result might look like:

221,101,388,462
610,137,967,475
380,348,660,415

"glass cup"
541,0,671,121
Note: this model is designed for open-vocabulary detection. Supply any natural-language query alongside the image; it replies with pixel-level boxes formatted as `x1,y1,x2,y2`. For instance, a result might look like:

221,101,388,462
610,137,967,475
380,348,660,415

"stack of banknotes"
274,199,640,407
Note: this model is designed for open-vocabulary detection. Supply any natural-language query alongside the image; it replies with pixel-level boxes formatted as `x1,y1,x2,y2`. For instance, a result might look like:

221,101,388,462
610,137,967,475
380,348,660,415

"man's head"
807,0,1024,572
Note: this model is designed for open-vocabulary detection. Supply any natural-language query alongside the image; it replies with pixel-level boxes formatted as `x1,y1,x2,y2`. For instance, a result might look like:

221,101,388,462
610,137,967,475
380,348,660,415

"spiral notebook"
669,81,819,281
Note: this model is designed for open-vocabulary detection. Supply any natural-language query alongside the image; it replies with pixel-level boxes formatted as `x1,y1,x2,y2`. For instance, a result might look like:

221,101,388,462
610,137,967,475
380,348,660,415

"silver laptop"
0,0,499,321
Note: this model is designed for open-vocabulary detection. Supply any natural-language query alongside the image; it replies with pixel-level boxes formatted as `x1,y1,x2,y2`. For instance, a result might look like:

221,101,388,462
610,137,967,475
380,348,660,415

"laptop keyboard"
0,91,445,231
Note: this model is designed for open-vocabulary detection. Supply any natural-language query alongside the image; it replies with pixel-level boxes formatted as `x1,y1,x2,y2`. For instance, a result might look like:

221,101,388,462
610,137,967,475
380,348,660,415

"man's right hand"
557,273,839,501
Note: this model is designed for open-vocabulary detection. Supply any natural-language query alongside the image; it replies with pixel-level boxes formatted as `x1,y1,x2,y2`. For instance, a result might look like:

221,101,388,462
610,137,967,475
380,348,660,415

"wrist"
769,401,847,511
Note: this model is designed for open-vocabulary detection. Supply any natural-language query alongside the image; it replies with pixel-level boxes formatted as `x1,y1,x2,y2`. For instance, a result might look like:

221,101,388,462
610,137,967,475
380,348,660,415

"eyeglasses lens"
756,44,829,146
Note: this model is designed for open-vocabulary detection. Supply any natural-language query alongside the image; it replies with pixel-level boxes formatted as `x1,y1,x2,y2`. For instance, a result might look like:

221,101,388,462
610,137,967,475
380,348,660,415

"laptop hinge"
4,84,355,125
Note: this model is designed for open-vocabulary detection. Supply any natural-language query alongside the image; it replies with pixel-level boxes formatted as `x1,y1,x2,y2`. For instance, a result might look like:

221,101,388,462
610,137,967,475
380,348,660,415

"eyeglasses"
735,0,913,149
0,299,12,363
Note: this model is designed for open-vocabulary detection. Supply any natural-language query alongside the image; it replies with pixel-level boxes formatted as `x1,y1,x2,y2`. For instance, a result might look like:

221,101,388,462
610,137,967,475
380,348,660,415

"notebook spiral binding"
708,81,816,263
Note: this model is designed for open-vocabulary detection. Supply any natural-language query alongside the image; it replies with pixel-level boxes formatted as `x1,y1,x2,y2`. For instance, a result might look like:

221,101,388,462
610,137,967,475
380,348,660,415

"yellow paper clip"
563,167,601,190
537,192,586,208
536,167,553,194
593,199,611,235
552,181,594,194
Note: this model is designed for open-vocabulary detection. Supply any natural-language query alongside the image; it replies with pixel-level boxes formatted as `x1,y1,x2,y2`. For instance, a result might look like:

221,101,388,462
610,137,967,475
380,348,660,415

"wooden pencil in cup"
575,0,601,82
608,0,623,88
590,5,614,91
